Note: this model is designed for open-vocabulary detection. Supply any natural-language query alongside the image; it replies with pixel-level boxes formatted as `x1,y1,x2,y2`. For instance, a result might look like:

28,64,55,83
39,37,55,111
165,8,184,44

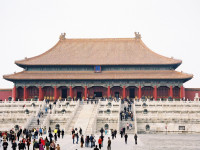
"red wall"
0,89,12,101
185,88,200,100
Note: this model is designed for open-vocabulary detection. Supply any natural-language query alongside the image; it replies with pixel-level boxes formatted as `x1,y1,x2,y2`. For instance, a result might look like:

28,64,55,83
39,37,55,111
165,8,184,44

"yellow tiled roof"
15,38,182,66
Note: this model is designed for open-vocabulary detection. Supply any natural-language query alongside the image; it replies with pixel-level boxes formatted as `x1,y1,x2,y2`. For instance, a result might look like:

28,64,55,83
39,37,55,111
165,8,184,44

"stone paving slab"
4,134,200,150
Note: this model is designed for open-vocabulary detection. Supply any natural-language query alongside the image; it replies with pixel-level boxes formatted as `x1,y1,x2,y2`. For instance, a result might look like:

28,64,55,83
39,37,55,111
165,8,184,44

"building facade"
3,33,193,101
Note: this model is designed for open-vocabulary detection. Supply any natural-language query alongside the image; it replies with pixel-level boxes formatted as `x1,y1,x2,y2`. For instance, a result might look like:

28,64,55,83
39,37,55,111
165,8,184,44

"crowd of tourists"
0,127,64,150
1,125,138,150
70,127,138,150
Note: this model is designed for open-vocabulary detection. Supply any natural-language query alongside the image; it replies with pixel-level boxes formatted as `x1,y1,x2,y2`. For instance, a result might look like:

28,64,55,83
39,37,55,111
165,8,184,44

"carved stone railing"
133,99,137,134
64,100,80,131
91,100,100,134
42,113,50,133
23,114,34,129
117,100,122,132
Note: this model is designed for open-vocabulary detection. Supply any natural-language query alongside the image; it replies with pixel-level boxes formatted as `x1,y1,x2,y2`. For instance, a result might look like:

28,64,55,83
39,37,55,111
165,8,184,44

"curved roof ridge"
15,40,61,65
138,39,182,64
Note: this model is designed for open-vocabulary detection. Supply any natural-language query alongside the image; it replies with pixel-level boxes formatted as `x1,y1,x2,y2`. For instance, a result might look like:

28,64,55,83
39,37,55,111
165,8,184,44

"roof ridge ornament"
134,32,141,39
59,33,66,40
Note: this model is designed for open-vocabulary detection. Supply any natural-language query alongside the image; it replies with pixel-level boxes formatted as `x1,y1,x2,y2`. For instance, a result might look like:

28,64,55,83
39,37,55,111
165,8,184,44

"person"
54,133,57,142
11,140,17,150
49,104,52,110
50,140,55,150
39,128,43,136
39,142,44,150
49,133,53,143
45,139,50,150
123,127,125,135
100,134,104,147
37,118,40,125
56,144,60,150
111,131,114,139
124,133,128,144
126,123,129,130
79,128,82,135
94,145,99,150
105,129,107,135
114,130,117,138
100,128,104,136
3,139,8,150
33,139,36,150
80,135,84,148
71,128,75,135
72,133,75,144
57,129,60,138
18,140,26,150
93,137,96,148
33,140,39,150
45,107,48,113
61,130,64,139
98,137,102,149
41,138,45,147
90,135,94,148
107,137,111,150
85,135,89,147
26,137,31,150
120,130,123,138
0,136,2,149
76,133,79,144
17,132,20,141
134,134,138,145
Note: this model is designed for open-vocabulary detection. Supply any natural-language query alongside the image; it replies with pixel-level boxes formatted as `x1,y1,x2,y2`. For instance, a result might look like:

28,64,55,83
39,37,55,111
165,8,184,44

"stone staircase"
85,104,98,135
27,102,48,130
28,113,48,130
119,102,135,134
66,104,96,134
120,119,135,134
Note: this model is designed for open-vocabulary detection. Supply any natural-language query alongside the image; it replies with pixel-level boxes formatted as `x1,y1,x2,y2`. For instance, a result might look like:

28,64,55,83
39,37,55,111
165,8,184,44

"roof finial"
134,32,141,39
59,33,66,40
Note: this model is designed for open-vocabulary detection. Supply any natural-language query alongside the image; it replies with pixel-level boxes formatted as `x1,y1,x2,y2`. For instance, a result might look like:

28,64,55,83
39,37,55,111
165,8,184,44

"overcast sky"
0,0,200,88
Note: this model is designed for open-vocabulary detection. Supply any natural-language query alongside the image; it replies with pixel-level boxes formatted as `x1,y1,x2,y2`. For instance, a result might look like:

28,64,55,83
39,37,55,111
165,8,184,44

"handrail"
91,99,100,134
64,100,80,132
117,100,122,132
133,99,137,134
23,114,34,129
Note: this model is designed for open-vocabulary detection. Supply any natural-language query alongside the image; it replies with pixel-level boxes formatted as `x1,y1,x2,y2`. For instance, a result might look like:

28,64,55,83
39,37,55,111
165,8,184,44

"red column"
54,86,57,101
180,86,184,99
84,86,87,100
170,86,173,98
23,86,27,101
12,86,16,101
123,86,126,99
154,86,157,101
107,86,110,98
138,86,142,99
69,86,73,98
39,86,43,101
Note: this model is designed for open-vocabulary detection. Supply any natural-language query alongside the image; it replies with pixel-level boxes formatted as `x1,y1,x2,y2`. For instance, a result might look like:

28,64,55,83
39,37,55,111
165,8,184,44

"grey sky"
0,0,200,88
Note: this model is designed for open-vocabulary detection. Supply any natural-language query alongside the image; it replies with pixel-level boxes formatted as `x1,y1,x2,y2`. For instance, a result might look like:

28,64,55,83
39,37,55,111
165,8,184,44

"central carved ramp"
67,103,96,134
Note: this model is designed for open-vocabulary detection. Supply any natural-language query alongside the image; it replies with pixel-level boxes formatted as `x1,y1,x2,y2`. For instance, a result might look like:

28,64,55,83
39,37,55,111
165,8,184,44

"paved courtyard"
3,133,200,150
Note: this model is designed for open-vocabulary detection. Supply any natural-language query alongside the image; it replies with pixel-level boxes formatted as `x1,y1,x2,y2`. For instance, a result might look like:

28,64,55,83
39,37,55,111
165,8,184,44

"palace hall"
3,33,193,101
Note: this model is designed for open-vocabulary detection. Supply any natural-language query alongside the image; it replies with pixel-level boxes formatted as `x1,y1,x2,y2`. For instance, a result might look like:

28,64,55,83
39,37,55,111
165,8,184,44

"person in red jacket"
41,137,45,147
98,137,102,149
